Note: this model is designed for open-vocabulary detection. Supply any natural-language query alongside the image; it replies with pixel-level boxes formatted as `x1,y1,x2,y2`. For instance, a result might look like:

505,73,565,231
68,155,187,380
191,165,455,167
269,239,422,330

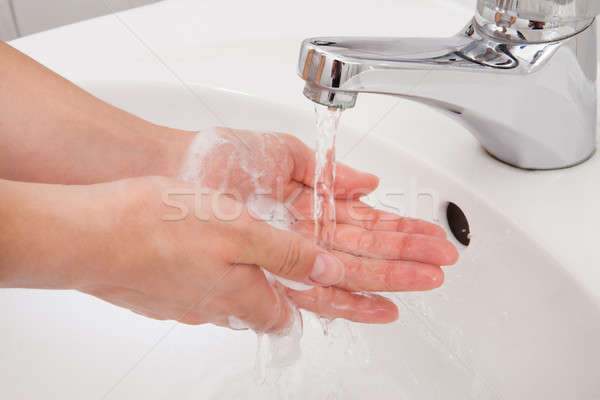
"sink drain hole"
446,202,470,246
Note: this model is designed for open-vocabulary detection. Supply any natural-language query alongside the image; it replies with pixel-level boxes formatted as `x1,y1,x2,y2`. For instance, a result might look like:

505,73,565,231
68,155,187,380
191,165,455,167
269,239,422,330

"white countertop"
9,0,600,302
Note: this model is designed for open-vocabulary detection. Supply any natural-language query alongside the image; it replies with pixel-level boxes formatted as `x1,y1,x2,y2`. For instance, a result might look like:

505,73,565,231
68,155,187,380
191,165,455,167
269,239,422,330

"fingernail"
310,253,345,285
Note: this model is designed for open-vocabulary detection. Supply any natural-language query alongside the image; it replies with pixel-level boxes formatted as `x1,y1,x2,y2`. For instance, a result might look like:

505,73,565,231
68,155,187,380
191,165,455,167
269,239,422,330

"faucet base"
485,146,597,171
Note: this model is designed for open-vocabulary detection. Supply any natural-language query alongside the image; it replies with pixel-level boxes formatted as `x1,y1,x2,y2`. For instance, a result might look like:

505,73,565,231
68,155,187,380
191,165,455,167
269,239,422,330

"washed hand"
0,129,458,334
175,128,459,326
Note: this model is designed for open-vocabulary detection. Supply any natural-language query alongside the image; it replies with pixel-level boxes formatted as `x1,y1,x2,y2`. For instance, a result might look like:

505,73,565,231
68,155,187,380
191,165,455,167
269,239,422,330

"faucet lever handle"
477,0,599,42
480,0,600,20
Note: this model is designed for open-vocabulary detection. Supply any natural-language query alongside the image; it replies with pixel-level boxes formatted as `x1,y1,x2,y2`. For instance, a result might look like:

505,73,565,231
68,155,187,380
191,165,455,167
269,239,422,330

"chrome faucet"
297,0,599,169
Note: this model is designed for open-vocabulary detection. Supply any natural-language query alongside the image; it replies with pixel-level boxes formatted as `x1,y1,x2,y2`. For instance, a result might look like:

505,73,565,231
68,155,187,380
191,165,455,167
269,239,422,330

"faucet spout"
297,18,598,170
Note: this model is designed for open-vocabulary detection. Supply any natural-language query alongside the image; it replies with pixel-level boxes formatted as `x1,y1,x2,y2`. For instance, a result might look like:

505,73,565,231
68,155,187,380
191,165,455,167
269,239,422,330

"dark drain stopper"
446,202,470,246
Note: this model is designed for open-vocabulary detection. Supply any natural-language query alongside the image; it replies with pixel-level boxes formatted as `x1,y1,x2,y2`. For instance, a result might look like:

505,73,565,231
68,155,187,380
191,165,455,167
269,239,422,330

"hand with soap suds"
0,176,360,332
0,134,457,335
175,128,459,327
0,130,455,333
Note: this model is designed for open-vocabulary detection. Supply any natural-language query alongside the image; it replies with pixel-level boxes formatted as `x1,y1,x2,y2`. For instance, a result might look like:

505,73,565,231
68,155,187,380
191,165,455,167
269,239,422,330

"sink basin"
1,82,598,400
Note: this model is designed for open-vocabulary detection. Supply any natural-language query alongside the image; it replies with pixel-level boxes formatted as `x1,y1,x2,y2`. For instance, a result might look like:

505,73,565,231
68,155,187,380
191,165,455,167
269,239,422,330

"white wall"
0,0,18,40
0,0,159,40
451,0,476,10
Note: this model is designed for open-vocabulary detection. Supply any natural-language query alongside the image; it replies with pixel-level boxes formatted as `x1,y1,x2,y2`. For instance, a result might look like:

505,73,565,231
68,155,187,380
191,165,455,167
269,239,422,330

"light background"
0,0,159,40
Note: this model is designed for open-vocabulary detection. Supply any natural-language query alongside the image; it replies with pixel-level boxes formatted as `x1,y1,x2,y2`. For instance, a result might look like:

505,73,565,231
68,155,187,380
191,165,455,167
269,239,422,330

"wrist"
141,125,196,179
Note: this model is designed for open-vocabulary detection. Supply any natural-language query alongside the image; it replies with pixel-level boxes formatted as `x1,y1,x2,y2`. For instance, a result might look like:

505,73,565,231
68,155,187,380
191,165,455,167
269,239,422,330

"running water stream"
244,105,355,399
313,105,343,249
312,105,343,335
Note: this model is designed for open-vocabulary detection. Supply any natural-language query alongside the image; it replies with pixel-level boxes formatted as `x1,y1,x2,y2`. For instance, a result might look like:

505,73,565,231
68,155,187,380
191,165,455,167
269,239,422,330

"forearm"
0,178,108,289
0,41,193,184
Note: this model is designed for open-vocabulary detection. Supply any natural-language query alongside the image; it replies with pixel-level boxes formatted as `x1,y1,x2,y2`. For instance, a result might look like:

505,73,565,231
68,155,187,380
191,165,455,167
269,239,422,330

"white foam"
178,129,224,183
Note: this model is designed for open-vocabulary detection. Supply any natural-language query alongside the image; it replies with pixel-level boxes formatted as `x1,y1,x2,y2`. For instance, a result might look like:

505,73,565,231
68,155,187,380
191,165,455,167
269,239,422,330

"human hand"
176,128,459,321
0,143,457,333
72,176,406,332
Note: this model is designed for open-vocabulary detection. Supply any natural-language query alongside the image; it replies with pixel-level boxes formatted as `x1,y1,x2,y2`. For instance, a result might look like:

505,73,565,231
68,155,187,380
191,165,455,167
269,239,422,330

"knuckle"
398,233,414,254
361,208,382,231
396,218,411,232
363,211,380,230
342,255,361,290
233,217,263,261
276,237,303,277
383,264,398,291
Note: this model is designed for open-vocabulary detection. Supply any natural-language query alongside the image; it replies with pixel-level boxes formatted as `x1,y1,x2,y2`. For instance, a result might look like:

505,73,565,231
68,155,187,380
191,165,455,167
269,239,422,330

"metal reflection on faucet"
297,0,599,170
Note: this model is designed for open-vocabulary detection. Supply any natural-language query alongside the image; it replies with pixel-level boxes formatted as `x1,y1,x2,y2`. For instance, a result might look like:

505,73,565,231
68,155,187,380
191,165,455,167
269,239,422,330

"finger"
293,222,458,265
290,193,446,237
284,285,398,324
332,250,444,292
239,218,346,286
280,134,379,199
335,201,447,237
334,224,458,265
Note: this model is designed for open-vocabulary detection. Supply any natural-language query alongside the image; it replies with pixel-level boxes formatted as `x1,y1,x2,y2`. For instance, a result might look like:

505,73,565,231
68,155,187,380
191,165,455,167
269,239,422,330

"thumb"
240,220,345,286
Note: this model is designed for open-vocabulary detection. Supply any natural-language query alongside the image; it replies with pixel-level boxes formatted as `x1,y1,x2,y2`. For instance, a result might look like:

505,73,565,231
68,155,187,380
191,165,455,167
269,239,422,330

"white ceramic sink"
1,82,598,399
